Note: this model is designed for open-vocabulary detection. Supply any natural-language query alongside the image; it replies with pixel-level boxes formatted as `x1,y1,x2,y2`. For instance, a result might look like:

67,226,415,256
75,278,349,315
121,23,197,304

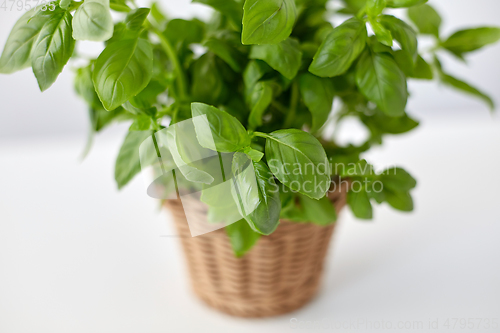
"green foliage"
231,154,281,235
435,57,495,110
386,0,427,8
1,0,498,256
355,49,408,116
441,27,500,59
115,131,153,189
380,15,417,65
242,0,297,45
249,38,302,80
194,0,243,31
247,81,273,129
299,194,337,225
261,129,330,200
72,0,114,41
299,73,335,132
191,103,251,152
93,38,153,110
309,18,367,77
408,3,441,37
32,9,75,91
348,189,373,219
225,219,261,257
0,9,52,74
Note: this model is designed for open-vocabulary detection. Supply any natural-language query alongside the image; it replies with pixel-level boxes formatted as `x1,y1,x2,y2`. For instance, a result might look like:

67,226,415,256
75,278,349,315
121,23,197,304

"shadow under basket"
164,181,348,318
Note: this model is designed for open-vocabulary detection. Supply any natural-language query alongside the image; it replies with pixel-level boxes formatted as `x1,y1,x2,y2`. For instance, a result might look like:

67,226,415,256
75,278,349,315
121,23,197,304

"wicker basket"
164,180,349,318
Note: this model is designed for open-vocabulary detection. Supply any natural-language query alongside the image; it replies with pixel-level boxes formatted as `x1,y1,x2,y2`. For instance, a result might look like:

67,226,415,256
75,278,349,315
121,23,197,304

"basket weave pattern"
165,181,348,318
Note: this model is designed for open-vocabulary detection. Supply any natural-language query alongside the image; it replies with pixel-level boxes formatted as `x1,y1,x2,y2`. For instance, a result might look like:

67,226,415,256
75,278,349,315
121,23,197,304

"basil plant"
1,0,499,256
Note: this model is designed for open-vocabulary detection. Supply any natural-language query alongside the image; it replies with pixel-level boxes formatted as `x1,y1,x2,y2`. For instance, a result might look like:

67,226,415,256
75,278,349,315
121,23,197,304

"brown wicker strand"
164,181,349,318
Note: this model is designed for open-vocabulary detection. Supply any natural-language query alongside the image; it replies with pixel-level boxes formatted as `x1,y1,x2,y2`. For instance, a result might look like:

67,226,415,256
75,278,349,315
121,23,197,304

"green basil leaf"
31,9,75,92
242,146,264,162
441,27,500,58
355,49,408,116
194,0,243,31
264,129,330,200
231,154,281,235
202,181,235,209
129,79,166,110
370,19,393,47
341,0,367,14
299,73,335,133
72,0,114,41
299,194,337,225
192,103,251,152
220,97,250,124
362,110,419,135
129,115,152,131
280,194,307,221
309,18,367,78
247,81,273,129
191,53,228,105
386,0,427,8
249,38,302,80
384,189,414,211
440,72,494,111
380,15,417,64
241,0,296,45
412,55,433,79
165,19,205,48
380,167,416,192
165,125,215,184
394,51,433,80
433,56,494,110
243,59,272,89
150,2,167,25
115,130,152,189
366,0,386,18
408,4,441,37
0,8,51,74
225,219,261,257
125,8,150,31
91,107,129,132
60,0,72,9
74,64,102,109
347,188,373,219
205,38,246,72
93,37,153,111
110,1,131,12
368,188,385,204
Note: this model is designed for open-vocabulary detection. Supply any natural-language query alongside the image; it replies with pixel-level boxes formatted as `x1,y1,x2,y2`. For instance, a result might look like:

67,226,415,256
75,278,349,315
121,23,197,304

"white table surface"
1,115,499,333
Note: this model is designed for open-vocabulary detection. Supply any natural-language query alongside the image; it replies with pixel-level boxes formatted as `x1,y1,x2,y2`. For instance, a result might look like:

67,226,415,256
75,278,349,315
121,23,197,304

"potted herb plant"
1,0,499,318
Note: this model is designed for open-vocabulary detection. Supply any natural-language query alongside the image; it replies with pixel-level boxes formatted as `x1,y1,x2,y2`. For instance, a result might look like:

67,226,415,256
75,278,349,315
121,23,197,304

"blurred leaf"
355,49,408,116
441,27,500,58
241,0,296,44
347,188,373,219
299,73,335,132
408,4,441,37
380,15,418,65
386,0,427,8
194,0,243,31
309,18,367,77
225,219,261,257
249,38,302,80
299,194,337,225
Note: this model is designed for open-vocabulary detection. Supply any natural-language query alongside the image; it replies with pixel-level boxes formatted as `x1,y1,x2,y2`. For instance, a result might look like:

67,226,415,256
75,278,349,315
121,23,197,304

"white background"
0,1,500,332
